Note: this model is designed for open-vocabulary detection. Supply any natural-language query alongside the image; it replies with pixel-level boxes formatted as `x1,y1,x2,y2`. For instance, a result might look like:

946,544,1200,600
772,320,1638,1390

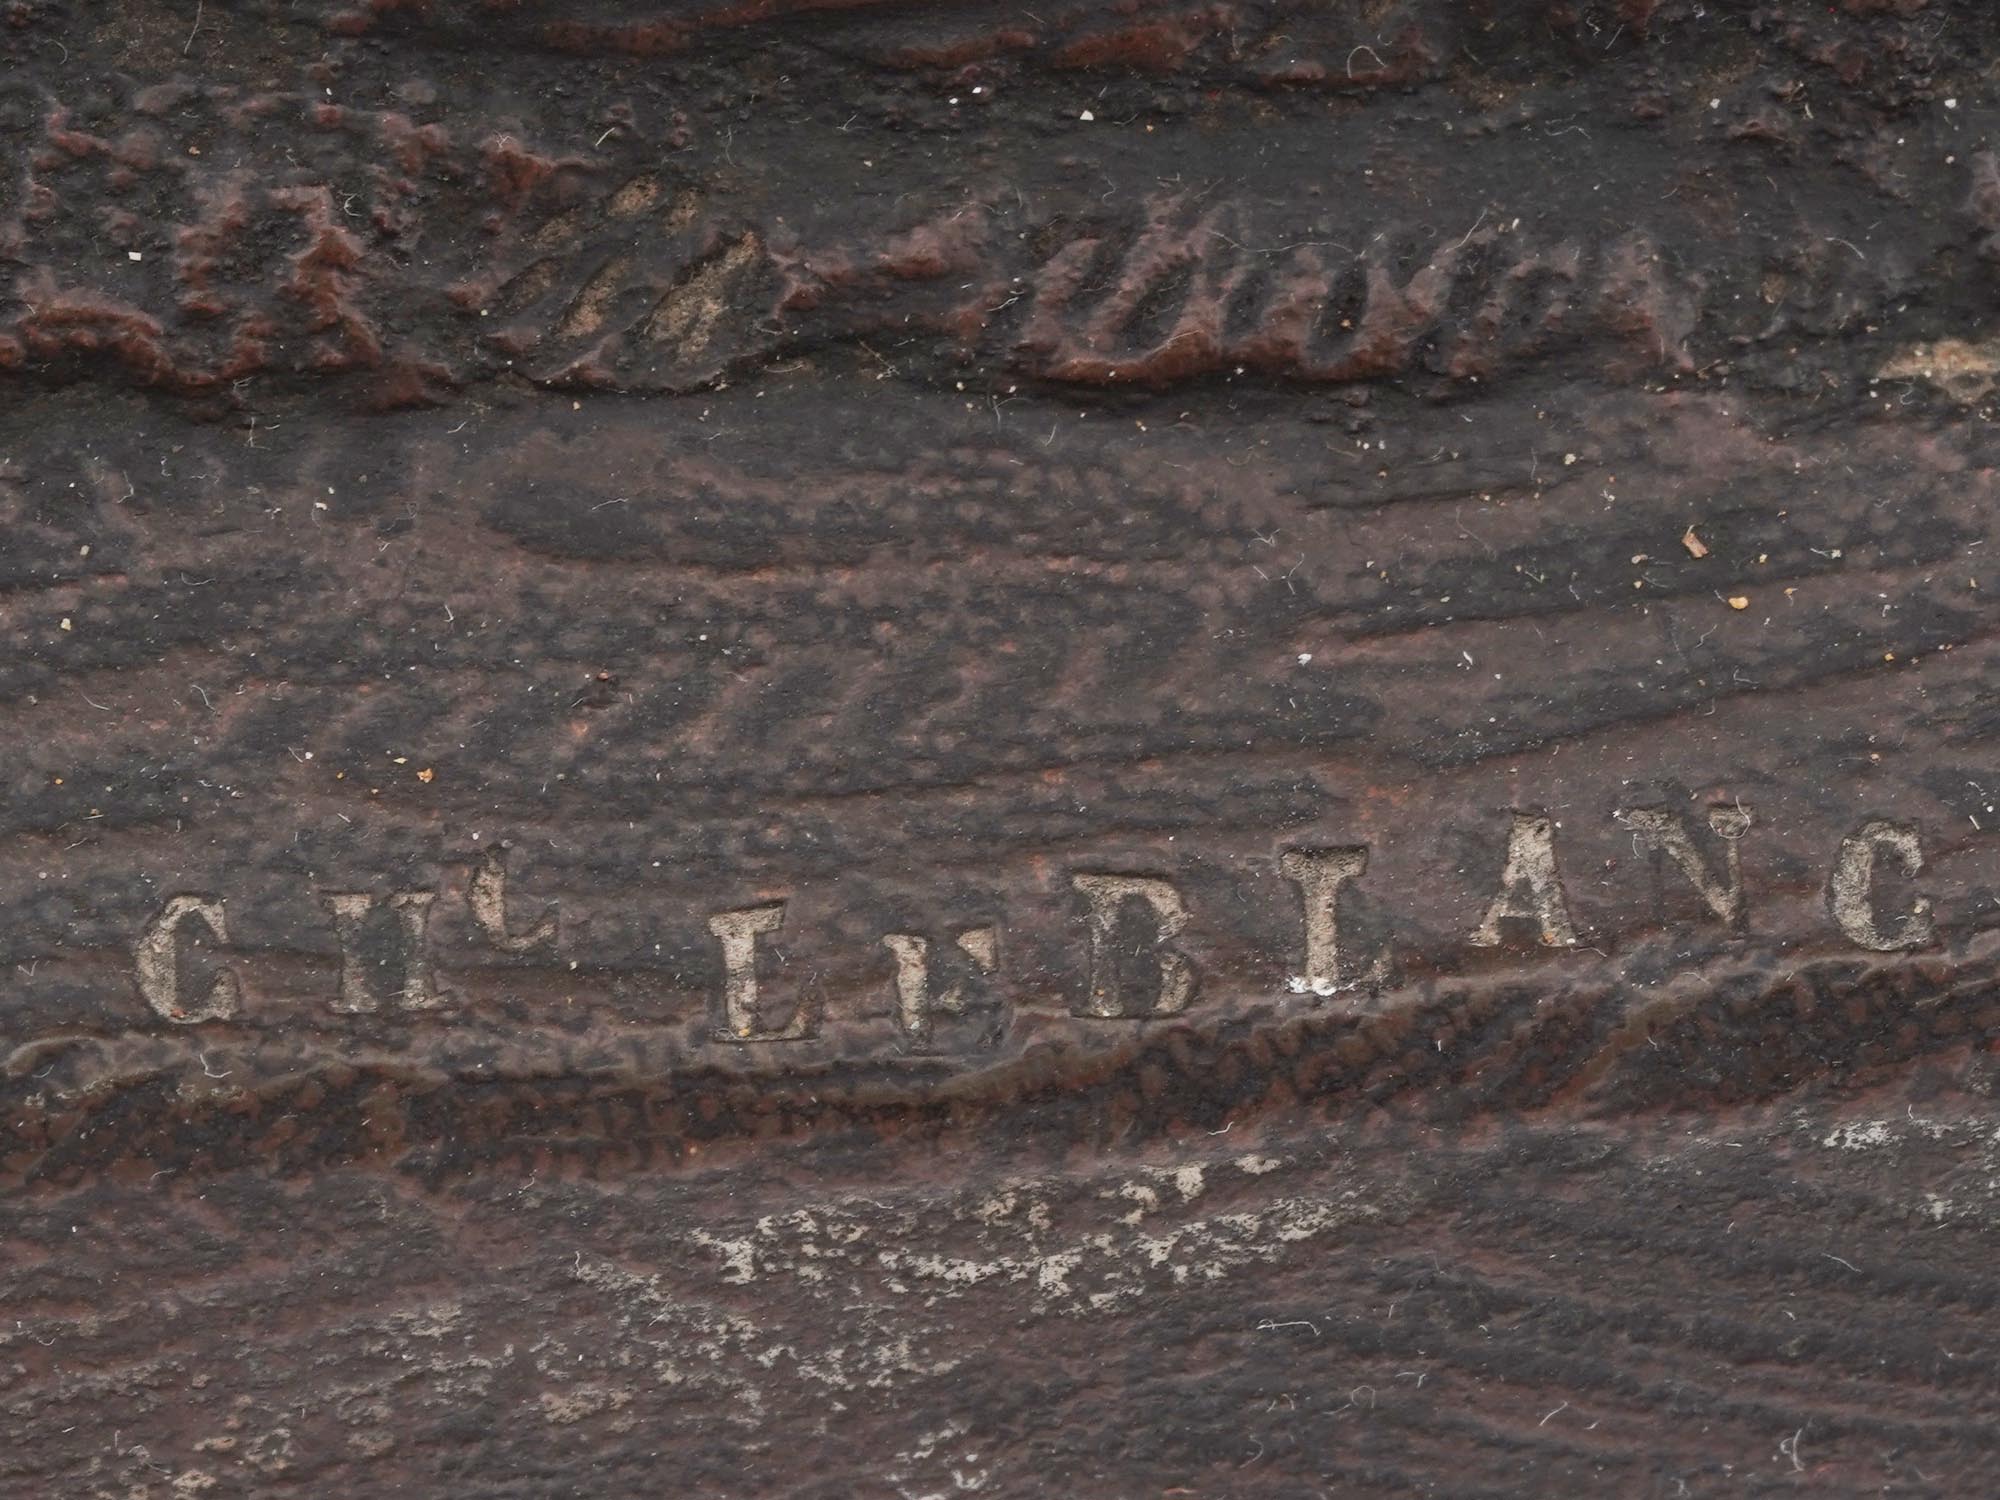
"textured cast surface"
2,2,1999,1495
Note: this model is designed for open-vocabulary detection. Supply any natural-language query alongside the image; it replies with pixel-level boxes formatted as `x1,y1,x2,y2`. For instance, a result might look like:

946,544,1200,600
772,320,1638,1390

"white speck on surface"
1822,1121,1894,1151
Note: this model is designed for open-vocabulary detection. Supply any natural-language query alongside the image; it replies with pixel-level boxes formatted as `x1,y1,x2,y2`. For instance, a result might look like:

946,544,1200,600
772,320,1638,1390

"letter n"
1616,804,1752,930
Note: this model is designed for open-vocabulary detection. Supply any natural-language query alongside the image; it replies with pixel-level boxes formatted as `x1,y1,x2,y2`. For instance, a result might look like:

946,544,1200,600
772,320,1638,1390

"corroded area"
3,2,2000,1496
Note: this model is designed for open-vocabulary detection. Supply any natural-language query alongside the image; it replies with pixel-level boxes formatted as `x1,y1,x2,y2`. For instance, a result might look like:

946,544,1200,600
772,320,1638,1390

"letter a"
1470,813,1579,948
